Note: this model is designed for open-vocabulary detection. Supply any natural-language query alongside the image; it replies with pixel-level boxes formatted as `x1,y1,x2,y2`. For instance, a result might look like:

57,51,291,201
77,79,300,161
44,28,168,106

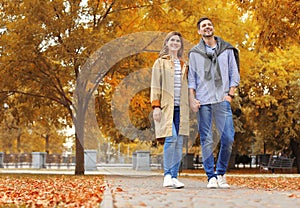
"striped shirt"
174,59,182,106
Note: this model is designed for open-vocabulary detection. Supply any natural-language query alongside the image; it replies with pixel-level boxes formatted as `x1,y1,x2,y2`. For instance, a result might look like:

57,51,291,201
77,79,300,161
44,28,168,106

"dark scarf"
189,36,240,87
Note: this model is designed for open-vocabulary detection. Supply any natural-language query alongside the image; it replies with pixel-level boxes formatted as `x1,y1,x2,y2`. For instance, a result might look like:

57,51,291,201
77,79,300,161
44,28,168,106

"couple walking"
150,17,240,189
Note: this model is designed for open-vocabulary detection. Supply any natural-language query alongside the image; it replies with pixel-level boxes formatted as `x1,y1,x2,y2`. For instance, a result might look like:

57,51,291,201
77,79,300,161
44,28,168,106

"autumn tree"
1,0,298,174
0,0,110,174
0,0,250,173
0,94,65,154
233,0,300,171
1,0,224,174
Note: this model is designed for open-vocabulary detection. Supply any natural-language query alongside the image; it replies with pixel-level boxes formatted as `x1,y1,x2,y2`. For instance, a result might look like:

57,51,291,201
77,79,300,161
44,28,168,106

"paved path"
1,167,300,207
101,169,300,208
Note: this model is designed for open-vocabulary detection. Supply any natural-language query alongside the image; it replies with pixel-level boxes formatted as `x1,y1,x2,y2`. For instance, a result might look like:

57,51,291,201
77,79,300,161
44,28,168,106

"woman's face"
166,35,182,53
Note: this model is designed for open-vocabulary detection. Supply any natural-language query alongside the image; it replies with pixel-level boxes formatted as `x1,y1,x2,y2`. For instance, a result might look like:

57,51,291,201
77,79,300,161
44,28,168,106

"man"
188,17,240,188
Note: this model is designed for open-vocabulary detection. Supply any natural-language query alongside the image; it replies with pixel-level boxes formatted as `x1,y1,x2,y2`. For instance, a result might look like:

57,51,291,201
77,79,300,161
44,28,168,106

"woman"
150,31,189,189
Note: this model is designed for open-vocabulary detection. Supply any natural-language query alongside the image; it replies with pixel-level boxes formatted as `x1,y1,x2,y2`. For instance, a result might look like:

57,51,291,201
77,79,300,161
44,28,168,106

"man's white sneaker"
172,178,184,189
207,177,218,189
217,175,230,189
163,175,173,187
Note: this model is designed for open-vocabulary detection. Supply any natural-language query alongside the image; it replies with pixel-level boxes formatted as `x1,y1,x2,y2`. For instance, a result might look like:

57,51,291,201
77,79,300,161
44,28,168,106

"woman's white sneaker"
207,177,218,188
163,175,173,187
172,178,184,189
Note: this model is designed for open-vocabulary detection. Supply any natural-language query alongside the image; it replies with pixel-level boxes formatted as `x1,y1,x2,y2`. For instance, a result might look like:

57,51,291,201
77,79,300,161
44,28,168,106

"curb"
100,181,113,208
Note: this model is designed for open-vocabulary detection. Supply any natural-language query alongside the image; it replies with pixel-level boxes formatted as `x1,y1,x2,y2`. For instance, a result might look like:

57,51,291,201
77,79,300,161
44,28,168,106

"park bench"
193,156,203,169
257,154,271,168
260,155,295,173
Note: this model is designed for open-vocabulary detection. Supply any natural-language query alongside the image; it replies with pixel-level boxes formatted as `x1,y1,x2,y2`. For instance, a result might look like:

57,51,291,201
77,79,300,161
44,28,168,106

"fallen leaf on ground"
0,174,105,207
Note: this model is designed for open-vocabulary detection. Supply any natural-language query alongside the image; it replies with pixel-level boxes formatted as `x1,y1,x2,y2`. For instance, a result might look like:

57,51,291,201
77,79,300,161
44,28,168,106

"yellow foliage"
0,0,299,157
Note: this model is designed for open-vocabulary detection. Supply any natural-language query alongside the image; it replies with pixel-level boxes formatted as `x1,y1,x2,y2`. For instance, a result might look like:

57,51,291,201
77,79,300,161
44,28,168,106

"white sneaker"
217,175,230,189
163,175,173,187
207,177,218,189
172,178,184,189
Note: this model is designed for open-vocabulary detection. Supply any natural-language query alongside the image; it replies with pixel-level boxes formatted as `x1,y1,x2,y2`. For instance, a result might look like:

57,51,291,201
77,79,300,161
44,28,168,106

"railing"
0,153,76,169
0,152,163,170
46,154,76,169
2,153,32,168
2,152,282,170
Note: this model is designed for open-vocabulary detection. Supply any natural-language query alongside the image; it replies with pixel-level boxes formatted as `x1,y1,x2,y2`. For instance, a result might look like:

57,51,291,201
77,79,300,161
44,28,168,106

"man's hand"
190,98,201,112
224,95,233,103
153,107,162,122
189,89,200,112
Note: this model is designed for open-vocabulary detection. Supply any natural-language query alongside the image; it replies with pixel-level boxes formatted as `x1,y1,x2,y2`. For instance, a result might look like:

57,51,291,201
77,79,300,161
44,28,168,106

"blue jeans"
164,106,183,178
197,101,234,180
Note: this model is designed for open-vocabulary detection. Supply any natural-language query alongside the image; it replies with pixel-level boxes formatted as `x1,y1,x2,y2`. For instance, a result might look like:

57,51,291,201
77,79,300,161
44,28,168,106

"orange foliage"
0,175,105,207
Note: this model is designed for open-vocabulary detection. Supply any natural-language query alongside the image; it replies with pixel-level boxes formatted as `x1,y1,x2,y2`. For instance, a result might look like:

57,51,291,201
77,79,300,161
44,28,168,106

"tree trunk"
290,138,300,173
73,93,86,175
45,134,49,154
17,133,21,152
75,132,84,175
17,128,22,152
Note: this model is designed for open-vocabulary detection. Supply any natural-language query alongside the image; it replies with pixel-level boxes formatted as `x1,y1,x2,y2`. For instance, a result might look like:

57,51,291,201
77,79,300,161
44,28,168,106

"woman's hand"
153,107,162,122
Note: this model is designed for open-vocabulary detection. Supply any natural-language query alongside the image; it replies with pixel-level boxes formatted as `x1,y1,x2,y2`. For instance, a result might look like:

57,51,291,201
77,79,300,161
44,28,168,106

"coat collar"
161,55,186,64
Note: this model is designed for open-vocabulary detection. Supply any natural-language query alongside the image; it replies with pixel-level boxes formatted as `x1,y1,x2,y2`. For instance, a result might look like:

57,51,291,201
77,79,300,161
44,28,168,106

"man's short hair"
197,17,213,30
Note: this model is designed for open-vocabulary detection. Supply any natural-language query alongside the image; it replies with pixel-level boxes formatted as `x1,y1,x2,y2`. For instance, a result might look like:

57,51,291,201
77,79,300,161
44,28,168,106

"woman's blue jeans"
164,106,183,178
197,101,234,180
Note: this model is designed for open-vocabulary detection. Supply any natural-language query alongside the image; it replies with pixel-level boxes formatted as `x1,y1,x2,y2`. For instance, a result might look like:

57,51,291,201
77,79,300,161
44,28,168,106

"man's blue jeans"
197,101,234,180
164,106,183,178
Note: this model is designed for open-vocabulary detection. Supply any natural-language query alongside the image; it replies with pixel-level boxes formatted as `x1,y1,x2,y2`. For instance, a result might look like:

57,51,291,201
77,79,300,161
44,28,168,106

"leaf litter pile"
1,171,300,206
0,174,105,207
195,175,300,192
227,176,300,192
184,168,300,197
191,169,300,198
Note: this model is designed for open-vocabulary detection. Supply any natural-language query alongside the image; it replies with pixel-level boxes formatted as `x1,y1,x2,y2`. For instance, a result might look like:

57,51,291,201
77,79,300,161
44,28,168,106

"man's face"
198,19,214,38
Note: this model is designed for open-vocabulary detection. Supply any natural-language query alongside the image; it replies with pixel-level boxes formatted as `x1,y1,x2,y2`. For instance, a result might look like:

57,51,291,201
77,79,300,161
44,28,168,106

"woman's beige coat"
150,55,189,139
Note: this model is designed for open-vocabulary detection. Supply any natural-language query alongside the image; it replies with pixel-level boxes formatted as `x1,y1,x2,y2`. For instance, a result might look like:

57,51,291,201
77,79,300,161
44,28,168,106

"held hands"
153,107,162,122
190,98,201,112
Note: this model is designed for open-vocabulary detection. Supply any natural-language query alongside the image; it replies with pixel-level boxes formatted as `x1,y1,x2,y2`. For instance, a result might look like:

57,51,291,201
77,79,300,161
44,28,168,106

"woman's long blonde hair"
159,31,184,58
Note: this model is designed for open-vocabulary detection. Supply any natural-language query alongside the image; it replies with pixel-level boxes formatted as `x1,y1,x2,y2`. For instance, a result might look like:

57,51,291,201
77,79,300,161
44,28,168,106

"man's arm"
188,53,201,112
228,49,240,88
189,88,200,112
224,86,236,102
225,49,240,102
